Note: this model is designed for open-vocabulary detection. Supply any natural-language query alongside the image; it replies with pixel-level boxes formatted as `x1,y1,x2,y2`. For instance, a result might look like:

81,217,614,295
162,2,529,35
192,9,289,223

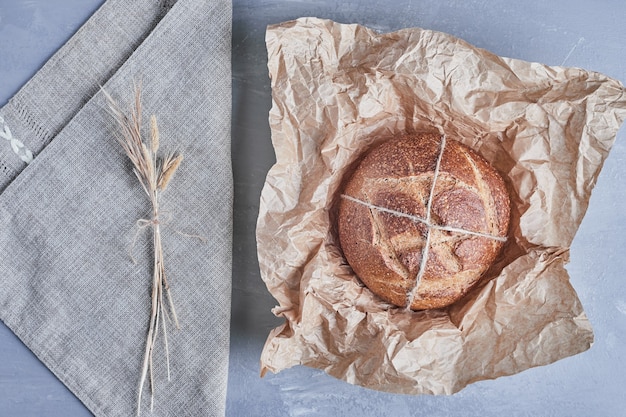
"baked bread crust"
337,132,510,310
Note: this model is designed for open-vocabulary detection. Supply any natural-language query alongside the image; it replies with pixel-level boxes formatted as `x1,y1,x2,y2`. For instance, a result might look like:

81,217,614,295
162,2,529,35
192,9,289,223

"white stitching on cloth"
0,115,34,164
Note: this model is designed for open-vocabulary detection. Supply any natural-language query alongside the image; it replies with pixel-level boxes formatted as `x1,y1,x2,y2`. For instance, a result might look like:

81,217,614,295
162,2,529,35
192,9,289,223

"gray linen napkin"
0,0,232,416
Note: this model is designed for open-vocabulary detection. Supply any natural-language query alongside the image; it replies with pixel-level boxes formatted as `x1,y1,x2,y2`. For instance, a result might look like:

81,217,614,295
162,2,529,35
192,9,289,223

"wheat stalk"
104,86,183,415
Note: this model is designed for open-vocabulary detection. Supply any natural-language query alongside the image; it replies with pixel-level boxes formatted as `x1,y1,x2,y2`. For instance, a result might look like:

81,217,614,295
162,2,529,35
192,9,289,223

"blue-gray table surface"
1,1,625,416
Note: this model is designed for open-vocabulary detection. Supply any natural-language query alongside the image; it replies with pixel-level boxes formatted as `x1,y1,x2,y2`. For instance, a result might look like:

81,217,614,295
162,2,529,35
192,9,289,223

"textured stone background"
1,1,625,415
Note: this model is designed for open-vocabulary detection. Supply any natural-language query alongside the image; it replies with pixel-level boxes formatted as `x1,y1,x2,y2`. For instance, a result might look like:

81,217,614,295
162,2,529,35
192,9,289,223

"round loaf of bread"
337,132,510,310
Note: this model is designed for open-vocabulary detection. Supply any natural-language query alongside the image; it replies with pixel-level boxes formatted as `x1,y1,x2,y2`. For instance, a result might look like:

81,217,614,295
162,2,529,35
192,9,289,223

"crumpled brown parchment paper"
256,17,626,395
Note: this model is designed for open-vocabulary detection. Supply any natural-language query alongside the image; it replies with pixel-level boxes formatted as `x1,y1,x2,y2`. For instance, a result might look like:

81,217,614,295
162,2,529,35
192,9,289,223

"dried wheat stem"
105,86,183,416
160,284,171,381
165,282,180,330
137,244,160,416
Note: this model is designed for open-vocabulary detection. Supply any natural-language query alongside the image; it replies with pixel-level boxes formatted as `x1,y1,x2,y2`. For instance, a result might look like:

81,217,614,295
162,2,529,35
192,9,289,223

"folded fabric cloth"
0,0,232,415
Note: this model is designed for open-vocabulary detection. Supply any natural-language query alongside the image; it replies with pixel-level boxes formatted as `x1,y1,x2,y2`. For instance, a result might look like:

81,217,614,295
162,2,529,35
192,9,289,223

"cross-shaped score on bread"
338,133,510,310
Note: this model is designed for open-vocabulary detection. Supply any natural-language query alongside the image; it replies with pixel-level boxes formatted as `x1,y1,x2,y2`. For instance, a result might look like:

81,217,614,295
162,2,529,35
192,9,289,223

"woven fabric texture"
0,0,232,415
